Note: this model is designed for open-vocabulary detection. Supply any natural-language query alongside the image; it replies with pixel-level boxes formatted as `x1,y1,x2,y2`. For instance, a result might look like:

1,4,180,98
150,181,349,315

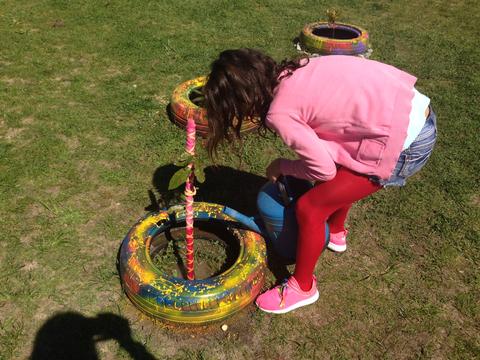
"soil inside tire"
312,26,358,39
150,220,240,280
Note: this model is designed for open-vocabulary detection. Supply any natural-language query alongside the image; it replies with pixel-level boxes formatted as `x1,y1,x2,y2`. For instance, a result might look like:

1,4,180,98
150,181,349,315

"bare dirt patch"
21,116,35,125
72,184,129,257
20,229,42,245
85,133,109,146
3,127,25,141
470,194,480,207
53,76,72,87
153,94,169,106
25,203,45,219
119,299,261,358
67,100,80,107
1,77,30,85
21,260,39,272
70,185,128,213
380,329,432,359
97,159,121,170
0,300,24,323
76,160,101,184
57,133,80,150
102,65,130,79
44,186,62,197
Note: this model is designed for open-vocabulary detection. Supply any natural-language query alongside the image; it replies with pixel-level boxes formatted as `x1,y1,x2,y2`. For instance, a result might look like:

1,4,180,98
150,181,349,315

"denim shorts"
371,106,437,187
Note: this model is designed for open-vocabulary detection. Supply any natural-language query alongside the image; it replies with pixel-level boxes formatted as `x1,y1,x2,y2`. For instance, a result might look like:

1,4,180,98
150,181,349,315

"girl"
203,48,437,314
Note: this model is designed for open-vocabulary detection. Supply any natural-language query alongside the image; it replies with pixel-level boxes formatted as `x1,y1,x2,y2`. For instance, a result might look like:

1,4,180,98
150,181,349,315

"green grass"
1,0,479,359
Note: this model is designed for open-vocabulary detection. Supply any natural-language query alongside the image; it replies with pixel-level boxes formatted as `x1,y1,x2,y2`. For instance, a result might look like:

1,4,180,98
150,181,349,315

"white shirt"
403,88,431,149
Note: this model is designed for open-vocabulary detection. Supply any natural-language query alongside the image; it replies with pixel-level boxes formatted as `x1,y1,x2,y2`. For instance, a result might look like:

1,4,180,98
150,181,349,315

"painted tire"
170,76,259,138
118,202,266,324
300,22,369,55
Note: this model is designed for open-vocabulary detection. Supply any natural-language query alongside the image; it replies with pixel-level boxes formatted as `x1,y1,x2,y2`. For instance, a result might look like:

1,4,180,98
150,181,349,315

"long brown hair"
203,48,308,157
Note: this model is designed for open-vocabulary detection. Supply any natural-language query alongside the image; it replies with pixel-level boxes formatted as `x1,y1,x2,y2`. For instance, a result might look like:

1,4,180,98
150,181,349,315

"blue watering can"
223,176,330,260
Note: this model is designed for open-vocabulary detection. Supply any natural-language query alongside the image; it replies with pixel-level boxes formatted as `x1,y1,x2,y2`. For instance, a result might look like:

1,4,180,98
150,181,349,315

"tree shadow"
147,164,292,283
29,312,156,360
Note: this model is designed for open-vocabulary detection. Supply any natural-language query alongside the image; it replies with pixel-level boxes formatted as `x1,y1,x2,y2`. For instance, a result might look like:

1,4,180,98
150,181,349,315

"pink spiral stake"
185,117,196,280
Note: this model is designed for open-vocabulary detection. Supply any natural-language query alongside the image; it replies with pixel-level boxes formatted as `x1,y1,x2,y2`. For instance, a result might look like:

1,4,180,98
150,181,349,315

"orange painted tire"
118,202,267,324
300,22,369,55
170,77,259,138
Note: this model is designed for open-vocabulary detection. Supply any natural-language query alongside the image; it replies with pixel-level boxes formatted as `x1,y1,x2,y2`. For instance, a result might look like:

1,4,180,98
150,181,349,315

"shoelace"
278,280,289,308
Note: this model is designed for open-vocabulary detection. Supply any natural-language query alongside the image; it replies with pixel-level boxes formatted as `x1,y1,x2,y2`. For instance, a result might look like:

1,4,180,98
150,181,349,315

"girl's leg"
327,205,352,233
293,168,382,291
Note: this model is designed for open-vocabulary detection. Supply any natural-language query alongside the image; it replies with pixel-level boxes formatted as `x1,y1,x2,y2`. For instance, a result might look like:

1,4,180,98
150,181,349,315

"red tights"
293,167,382,291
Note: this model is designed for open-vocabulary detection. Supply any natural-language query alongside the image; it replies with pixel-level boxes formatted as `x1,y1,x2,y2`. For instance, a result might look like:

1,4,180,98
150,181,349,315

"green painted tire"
118,202,266,324
169,77,259,138
300,22,369,55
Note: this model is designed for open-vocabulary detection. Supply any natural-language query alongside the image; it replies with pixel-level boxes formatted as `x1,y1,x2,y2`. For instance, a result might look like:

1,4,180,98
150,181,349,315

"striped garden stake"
184,117,196,280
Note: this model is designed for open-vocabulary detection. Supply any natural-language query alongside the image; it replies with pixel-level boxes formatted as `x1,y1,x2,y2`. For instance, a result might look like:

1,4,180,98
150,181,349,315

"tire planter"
170,76,260,138
118,202,266,324
300,22,369,56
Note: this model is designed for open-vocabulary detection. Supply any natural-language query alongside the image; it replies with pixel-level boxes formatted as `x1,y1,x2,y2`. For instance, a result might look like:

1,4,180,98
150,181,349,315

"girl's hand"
266,158,283,182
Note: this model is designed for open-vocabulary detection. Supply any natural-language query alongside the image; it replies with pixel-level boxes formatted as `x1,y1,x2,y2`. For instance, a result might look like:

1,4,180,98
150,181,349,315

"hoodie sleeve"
266,113,337,182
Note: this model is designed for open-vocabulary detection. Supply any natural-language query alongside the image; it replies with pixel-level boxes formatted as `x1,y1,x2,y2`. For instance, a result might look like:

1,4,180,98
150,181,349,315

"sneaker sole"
327,242,347,253
256,290,319,314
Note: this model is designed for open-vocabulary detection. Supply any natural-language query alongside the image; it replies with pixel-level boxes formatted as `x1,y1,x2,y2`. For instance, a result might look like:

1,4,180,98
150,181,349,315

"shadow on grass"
148,164,292,283
150,164,268,216
30,312,156,360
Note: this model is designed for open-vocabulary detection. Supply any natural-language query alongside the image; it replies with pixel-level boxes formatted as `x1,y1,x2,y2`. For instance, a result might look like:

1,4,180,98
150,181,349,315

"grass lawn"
1,0,479,359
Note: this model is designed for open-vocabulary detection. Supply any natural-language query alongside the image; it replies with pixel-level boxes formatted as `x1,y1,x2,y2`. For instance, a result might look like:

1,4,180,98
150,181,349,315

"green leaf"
194,155,207,170
174,151,194,167
195,165,206,183
168,167,191,190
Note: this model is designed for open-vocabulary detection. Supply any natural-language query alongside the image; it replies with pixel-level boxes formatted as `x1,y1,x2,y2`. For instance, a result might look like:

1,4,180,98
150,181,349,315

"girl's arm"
266,113,337,182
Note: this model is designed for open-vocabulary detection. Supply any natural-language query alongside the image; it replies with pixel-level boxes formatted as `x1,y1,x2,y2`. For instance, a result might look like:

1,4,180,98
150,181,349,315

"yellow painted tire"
118,202,266,324
169,77,259,138
300,22,369,55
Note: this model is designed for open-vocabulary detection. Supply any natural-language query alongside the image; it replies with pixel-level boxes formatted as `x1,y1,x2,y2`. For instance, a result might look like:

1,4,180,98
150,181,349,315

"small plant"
325,8,341,24
168,148,207,191
325,8,340,37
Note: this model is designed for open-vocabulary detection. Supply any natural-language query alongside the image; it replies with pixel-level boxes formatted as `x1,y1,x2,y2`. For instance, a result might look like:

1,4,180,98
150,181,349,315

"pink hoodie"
266,55,417,181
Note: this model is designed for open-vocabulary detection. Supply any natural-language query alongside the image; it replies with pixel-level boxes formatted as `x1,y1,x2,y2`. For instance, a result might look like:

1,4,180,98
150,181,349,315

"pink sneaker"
327,229,348,253
255,276,319,314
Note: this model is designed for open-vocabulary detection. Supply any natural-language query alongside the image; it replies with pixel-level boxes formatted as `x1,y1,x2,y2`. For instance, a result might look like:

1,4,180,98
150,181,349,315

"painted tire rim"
118,202,267,324
300,22,369,55
170,77,260,138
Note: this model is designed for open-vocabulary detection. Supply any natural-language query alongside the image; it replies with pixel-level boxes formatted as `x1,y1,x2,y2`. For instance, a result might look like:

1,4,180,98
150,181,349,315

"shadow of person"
151,164,267,216
30,312,156,360
149,164,291,283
